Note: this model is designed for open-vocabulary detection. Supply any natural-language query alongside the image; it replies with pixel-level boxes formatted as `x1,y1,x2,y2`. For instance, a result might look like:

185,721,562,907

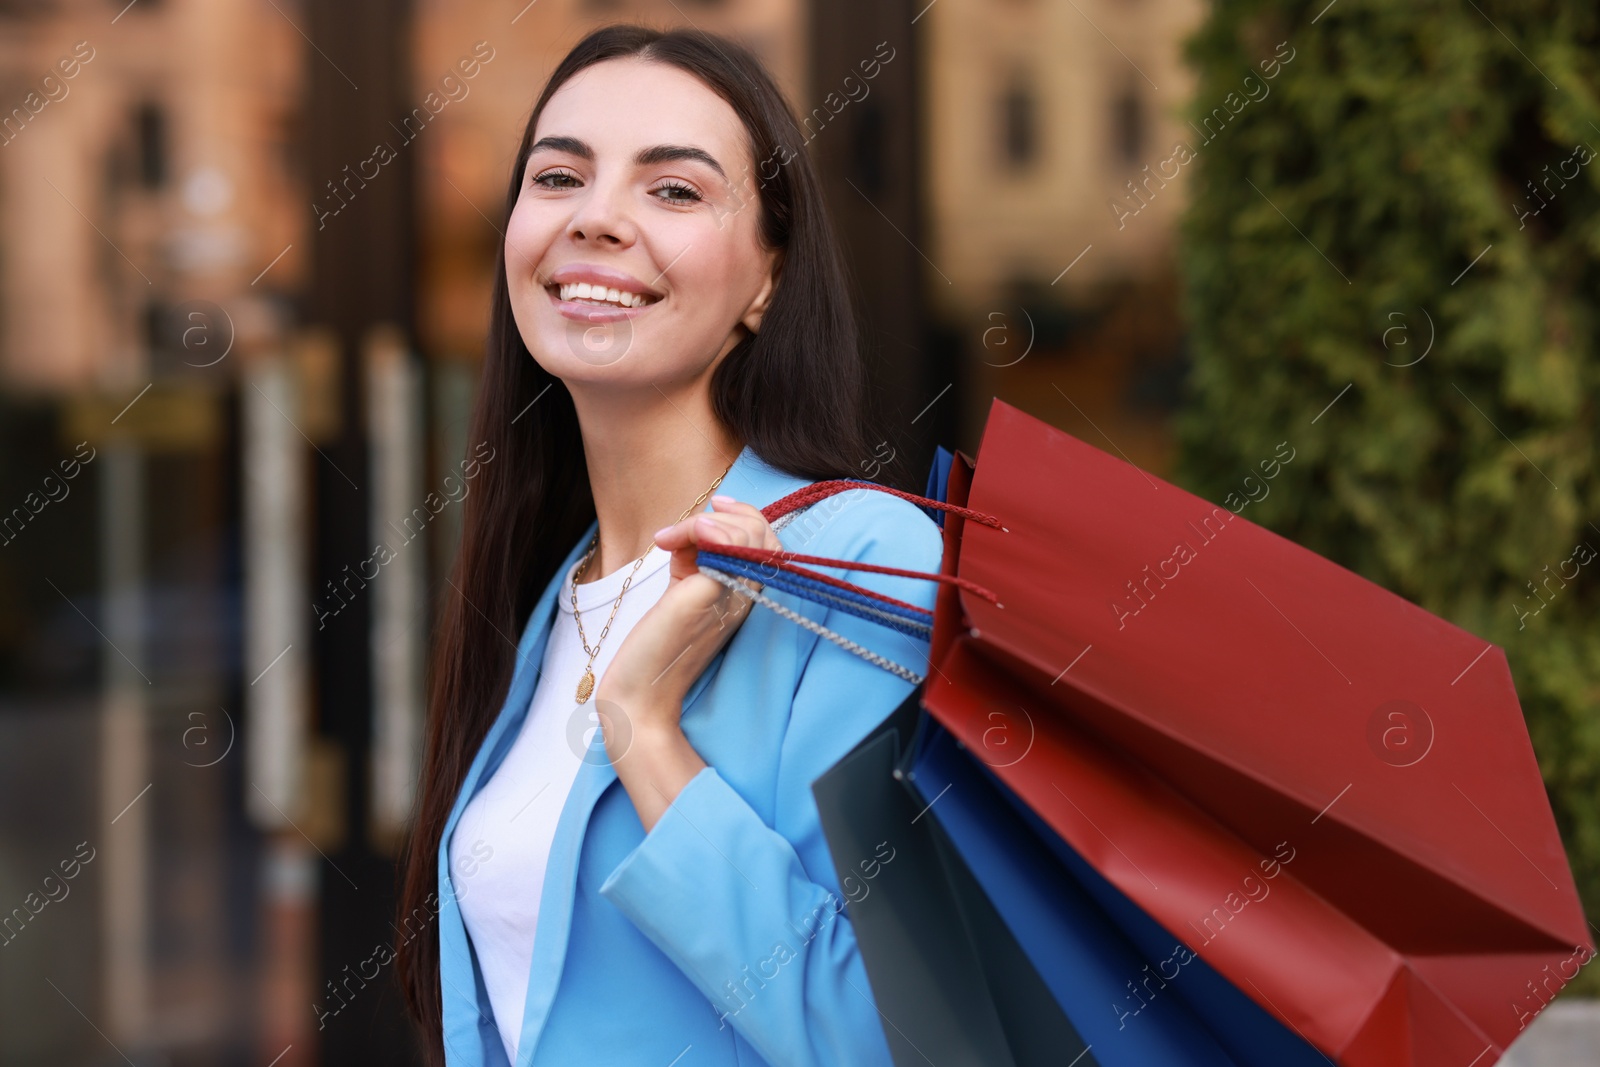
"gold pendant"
575,669,595,704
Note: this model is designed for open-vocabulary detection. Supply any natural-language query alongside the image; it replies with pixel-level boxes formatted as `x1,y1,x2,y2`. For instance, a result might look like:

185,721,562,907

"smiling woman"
506,56,782,379
393,23,940,1067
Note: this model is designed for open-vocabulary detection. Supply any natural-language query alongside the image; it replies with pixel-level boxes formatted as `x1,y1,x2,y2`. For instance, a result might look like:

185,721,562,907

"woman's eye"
532,170,579,190
652,182,702,205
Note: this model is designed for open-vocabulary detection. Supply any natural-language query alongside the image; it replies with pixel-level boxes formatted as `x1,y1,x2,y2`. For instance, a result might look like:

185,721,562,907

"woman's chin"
519,314,647,371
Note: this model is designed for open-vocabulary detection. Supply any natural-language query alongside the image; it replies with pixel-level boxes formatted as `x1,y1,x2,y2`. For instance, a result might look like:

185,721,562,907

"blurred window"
1113,85,1143,164
1001,71,1037,168
136,101,167,189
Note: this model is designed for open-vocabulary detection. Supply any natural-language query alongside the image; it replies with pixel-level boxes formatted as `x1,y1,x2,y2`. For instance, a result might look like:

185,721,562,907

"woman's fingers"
703,499,779,601
653,497,778,552
653,513,743,551
651,515,700,550
650,497,780,601
709,496,782,550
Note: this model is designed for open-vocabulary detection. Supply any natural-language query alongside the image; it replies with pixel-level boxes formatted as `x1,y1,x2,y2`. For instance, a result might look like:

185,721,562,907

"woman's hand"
592,494,782,826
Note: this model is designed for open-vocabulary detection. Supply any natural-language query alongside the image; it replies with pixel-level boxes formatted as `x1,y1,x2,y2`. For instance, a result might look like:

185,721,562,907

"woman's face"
506,57,778,384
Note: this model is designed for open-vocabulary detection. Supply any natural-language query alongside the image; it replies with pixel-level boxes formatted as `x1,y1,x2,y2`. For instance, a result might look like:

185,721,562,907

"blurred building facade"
1,1,304,1064
925,0,1205,470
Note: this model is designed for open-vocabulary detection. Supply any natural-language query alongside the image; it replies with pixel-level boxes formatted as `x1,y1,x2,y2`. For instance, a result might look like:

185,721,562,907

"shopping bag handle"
760,479,1007,533
694,478,1004,685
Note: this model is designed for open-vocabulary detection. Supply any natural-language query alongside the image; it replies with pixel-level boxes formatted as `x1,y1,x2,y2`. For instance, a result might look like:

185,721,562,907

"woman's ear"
740,249,782,335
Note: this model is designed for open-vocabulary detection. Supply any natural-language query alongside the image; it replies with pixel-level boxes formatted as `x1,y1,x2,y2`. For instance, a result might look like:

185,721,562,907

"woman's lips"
545,285,661,324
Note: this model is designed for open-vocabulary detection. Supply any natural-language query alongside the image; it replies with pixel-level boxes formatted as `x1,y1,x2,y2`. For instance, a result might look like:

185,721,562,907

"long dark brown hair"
394,23,888,1061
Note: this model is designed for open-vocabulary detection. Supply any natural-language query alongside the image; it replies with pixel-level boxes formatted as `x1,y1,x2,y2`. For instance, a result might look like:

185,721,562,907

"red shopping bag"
702,397,1593,1067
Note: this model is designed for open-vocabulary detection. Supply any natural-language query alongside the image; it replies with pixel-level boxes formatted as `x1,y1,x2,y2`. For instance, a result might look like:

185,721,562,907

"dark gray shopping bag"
811,686,1097,1067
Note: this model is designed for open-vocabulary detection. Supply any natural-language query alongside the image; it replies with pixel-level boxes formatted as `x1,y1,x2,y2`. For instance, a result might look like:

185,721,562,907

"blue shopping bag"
905,720,1331,1067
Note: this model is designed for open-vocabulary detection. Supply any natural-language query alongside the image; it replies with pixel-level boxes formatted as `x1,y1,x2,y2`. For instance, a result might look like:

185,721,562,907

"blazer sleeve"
596,493,944,1067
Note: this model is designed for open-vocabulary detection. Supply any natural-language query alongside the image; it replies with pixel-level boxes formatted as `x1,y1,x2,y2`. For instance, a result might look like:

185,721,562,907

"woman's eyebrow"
634,144,727,180
528,136,727,181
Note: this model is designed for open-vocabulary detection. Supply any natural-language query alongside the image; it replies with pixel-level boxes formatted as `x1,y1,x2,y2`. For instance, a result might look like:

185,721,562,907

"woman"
394,23,941,1067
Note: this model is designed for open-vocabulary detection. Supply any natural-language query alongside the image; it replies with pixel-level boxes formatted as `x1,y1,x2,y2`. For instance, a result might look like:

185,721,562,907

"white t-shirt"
450,539,674,1064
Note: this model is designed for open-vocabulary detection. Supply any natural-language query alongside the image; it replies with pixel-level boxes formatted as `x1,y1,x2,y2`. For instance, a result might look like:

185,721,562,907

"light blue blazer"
436,443,945,1066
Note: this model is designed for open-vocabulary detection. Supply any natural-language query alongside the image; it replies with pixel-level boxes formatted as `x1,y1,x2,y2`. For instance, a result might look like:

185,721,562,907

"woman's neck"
570,380,744,581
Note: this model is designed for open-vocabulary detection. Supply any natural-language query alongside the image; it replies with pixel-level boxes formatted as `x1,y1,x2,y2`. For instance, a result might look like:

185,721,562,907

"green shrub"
1174,0,1600,994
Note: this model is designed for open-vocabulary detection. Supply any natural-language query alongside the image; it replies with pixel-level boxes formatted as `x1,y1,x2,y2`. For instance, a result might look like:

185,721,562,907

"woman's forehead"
536,58,752,172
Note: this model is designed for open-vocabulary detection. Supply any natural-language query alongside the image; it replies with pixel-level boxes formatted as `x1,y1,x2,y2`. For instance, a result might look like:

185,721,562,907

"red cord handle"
710,478,1006,606
761,479,1006,531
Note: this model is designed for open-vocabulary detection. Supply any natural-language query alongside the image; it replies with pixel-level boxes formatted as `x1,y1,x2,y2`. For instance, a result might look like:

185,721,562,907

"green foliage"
1174,0,1600,992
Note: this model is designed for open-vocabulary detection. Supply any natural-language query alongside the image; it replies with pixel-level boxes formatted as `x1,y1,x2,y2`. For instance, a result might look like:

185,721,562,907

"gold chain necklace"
570,456,737,703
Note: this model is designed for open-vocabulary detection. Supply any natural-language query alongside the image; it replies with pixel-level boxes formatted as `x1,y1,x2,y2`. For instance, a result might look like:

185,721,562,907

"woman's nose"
565,178,636,246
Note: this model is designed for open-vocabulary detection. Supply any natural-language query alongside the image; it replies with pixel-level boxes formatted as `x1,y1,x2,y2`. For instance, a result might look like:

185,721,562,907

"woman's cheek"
504,194,562,279
504,212,545,285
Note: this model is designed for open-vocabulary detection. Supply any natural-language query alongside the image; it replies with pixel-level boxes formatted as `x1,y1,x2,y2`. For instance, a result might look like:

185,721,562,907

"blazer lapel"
439,519,596,1064
513,442,811,1064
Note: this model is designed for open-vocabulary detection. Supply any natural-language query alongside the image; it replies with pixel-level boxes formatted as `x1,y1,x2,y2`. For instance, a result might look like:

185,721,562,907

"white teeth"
556,282,652,308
